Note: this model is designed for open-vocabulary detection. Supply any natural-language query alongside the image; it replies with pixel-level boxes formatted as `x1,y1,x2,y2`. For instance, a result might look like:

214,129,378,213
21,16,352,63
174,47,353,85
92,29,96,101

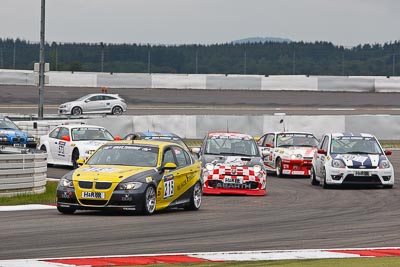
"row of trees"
1,38,400,76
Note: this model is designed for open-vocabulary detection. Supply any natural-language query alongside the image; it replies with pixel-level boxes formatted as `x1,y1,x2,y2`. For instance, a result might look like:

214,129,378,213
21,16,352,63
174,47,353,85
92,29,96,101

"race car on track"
39,124,117,168
123,131,191,152
311,132,394,188
56,140,202,215
257,131,319,177
0,116,36,148
58,93,127,115
192,132,267,196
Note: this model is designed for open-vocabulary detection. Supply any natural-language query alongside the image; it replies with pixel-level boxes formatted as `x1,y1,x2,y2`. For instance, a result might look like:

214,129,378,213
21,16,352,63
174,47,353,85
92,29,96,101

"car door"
261,133,276,169
83,95,104,113
315,135,329,179
103,95,116,113
51,127,71,164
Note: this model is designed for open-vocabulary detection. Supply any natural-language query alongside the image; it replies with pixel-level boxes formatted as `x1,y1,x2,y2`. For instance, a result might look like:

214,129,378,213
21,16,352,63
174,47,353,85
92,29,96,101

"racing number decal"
163,174,174,199
58,141,66,156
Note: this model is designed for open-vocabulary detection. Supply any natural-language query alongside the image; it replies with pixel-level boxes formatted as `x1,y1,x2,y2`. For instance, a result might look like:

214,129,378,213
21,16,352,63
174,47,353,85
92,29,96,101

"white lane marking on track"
0,260,74,267
0,204,55,212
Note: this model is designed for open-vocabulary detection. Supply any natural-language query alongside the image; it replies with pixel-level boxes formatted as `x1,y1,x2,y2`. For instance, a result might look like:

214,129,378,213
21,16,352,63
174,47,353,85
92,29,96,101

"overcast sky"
1,0,399,47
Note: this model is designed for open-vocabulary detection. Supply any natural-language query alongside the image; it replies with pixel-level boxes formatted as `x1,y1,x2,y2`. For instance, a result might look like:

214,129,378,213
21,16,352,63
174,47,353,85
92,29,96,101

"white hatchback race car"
311,132,394,188
257,132,319,177
39,124,117,168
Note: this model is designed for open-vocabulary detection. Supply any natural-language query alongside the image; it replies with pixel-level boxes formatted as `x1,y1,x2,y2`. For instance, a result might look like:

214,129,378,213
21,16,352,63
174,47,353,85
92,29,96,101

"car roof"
272,131,315,135
105,139,183,148
207,132,253,140
134,131,180,138
54,124,107,129
330,132,375,138
82,93,120,98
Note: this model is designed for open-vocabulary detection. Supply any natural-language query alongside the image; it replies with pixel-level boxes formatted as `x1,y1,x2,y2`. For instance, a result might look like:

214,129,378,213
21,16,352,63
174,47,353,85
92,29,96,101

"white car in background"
58,93,127,115
39,124,117,168
311,132,394,189
257,131,319,177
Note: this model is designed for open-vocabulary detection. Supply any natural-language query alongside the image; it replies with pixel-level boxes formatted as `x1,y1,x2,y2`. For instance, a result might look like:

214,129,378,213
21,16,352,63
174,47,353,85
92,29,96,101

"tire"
276,158,283,177
310,167,320,186
185,182,202,211
40,145,46,152
71,106,82,116
112,106,123,115
72,149,80,169
57,206,76,214
142,186,156,215
322,174,331,189
383,185,393,189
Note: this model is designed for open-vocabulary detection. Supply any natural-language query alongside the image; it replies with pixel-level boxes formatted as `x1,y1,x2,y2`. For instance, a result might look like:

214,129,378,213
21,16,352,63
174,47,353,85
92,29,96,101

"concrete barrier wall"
261,75,318,91
2,69,400,92
0,151,47,197
15,114,400,141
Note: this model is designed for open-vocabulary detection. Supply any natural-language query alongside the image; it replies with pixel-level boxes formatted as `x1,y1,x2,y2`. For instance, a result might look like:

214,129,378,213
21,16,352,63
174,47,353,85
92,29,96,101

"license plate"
82,192,105,199
223,177,243,184
354,171,370,176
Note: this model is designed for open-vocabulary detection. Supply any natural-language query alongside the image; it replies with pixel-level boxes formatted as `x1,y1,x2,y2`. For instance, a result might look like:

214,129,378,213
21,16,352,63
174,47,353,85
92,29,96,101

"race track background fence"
1,69,400,92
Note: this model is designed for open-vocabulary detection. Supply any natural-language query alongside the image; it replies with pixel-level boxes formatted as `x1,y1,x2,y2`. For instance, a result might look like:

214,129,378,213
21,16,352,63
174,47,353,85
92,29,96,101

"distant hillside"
232,37,292,44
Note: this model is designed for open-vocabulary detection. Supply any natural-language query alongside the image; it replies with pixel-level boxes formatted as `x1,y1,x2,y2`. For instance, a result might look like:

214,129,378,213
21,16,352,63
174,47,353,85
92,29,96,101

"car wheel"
276,158,283,177
72,149,79,169
142,186,156,215
185,182,202,211
322,174,331,189
57,206,76,214
40,145,46,152
310,167,320,185
71,106,82,116
383,185,393,189
112,106,123,115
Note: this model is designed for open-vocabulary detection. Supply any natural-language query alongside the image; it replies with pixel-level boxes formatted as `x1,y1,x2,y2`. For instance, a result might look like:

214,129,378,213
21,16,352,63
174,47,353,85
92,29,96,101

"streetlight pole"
244,48,247,75
38,0,45,119
393,54,396,76
147,44,151,74
195,49,198,74
100,42,104,72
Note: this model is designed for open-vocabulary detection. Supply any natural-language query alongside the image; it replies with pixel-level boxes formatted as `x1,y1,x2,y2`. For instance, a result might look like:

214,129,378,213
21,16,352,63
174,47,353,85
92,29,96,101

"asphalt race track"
0,152,399,260
1,85,400,260
2,85,400,115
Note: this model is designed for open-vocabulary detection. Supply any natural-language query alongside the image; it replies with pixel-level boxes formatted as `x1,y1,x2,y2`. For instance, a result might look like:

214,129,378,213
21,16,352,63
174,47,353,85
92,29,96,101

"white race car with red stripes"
192,132,267,196
257,132,319,177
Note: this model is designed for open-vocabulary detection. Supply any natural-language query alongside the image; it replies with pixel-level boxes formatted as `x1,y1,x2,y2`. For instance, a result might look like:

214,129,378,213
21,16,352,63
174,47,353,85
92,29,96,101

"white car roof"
330,132,375,138
54,124,107,130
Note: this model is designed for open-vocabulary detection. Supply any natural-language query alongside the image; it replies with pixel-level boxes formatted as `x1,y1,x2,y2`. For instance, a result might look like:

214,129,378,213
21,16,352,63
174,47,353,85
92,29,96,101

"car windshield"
86,144,159,167
276,133,319,147
75,95,91,101
204,137,260,157
142,136,188,149
0,119,20,130
330,137,383,154
71,127,114,141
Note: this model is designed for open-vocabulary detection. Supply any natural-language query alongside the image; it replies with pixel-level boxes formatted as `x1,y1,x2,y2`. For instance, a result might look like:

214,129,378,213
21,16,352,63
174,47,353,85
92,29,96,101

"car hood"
0,129,27,137
60,101,75,106
331,153,387,167
277,146,316,158
73,165,156,182
201,154,263,167
73,140,111,150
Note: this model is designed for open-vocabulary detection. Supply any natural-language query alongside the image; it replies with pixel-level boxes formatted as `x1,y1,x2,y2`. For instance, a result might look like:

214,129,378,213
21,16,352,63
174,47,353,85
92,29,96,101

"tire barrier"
0,147,47,197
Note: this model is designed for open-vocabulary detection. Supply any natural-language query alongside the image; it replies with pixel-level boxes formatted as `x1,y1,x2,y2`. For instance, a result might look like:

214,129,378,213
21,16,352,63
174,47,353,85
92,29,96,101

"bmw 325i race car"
311,133,394,188
39,124,117,168
257,132,319,177
193,132,267,196
56,140,202,215
0,116,36,148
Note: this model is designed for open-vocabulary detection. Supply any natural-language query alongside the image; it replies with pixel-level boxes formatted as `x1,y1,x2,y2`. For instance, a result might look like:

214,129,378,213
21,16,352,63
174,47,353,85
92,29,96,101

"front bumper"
281,159,313,176
56,187,147,212
326,167,394,186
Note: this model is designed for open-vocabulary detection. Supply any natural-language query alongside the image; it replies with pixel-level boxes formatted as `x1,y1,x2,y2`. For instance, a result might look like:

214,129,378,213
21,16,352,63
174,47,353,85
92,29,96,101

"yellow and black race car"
56,140,202,215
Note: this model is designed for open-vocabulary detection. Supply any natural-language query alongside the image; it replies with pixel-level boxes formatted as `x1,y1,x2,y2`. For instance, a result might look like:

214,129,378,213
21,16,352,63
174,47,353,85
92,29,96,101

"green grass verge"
115,257,400,267
0,181,57,206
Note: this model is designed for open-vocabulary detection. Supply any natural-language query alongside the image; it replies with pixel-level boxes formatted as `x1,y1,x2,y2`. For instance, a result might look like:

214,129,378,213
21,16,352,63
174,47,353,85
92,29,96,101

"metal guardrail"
0,146,47,197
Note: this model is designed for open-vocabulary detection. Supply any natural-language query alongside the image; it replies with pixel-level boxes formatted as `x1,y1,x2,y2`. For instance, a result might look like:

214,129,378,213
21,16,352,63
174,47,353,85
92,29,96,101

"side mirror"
84,99,90,103
163,162,177,170
317,149,327,155
114,136,121,141
76,158,85,166
266,143,272,148
61,135,71,142
191,147,200,154
385,150,392,156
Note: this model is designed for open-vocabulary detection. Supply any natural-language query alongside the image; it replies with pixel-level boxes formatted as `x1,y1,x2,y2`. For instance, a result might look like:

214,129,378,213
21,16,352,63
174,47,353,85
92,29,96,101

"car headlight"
379,160,391,169
117,182,143,190
205,163,214,171
59,177,74,188
0,135,8,142
290,154,303,160
253,165,262,174
27,136,35,142
332,159,345,168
